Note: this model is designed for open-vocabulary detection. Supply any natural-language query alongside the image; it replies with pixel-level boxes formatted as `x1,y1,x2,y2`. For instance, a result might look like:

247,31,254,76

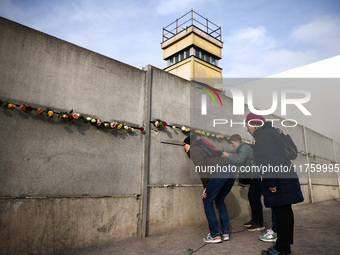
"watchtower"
161,10,223,83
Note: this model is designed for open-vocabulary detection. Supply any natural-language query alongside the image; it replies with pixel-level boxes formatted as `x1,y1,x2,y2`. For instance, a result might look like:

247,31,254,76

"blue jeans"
248,178,263,226
203,177,235,236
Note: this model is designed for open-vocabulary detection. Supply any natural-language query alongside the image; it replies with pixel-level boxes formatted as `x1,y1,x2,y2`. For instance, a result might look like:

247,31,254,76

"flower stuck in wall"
152,120,167,128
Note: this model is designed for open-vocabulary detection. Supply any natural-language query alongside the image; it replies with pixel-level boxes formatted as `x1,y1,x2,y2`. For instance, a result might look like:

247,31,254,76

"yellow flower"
117,124,123,129
8,103,16,108
48,111,54,117
202,131,206,135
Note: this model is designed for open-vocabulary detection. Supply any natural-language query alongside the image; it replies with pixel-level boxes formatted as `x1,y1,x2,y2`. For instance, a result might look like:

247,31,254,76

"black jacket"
253,122,304,207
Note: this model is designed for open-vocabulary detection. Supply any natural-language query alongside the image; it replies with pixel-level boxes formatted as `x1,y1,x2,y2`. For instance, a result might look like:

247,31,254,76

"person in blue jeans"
184,135,236,243
203,175,235,243
223,134,265,231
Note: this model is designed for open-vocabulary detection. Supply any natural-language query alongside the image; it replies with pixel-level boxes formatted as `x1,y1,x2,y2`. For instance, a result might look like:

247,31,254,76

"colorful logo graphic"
196,82,222,115
197,82,222,106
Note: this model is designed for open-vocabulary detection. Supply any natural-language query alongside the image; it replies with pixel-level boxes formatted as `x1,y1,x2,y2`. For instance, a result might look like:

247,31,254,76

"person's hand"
222,152,229,158
202,188,207,199
269,186,277,193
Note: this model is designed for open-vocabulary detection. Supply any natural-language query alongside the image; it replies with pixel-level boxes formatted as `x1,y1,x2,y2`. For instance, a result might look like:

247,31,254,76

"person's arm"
225,146,250,166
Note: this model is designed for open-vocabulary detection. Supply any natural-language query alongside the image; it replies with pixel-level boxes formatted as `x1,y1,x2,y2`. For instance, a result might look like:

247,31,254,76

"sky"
0,0,340,77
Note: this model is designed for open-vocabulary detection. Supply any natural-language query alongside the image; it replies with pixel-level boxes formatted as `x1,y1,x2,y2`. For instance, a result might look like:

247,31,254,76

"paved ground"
63,199,340,255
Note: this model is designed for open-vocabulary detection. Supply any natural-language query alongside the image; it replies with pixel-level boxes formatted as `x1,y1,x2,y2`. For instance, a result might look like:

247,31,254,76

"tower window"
195,49,200,58
186,49,190,58
180,52,184,61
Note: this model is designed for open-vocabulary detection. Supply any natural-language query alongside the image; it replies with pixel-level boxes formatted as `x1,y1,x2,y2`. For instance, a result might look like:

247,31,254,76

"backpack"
276,128,298,160
196,138,222,157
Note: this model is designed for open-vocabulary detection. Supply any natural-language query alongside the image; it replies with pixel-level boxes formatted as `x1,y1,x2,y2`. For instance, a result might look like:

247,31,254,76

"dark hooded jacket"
253,121,304,207
189,139,233,188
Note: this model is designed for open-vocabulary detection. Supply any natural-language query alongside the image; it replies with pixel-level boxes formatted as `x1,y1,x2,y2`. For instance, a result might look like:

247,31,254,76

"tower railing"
162,9,222,42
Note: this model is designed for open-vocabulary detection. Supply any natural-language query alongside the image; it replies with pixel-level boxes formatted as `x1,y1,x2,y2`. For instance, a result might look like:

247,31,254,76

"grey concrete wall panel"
305,128,334,161
148,68,192,185
0,197,140,255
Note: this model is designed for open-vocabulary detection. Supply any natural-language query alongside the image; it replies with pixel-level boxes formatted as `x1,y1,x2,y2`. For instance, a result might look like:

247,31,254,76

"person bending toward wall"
245,113,304,255
223,134,265,232
183,135,236,244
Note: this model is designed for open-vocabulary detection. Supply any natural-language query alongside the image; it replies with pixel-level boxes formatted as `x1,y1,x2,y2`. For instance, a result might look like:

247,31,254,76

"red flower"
26,106,33,111
162,122,167,127
37,108,44,114
140,127,144,132
20,105,26,111
67,115,74,121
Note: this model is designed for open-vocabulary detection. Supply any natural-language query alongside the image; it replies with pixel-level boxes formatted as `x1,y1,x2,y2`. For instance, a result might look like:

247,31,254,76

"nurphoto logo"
198,83,312,128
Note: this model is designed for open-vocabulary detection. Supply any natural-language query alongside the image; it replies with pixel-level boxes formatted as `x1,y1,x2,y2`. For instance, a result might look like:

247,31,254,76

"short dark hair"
229,134,242,143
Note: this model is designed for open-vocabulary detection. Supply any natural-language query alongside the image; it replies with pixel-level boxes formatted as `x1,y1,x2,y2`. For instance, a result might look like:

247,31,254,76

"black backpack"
276,128,298,160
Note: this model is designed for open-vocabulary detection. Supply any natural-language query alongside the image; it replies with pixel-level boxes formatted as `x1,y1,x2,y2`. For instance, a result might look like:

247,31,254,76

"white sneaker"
203,233,222,243
258,229,277,242
222,232,230,241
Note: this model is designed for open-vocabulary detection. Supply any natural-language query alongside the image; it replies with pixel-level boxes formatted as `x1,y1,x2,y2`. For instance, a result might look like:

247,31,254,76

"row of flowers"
300,152,318,159
299,152,338,163
1,99,144,132
151,119,339,163
151,119,254,145
3,100,339,164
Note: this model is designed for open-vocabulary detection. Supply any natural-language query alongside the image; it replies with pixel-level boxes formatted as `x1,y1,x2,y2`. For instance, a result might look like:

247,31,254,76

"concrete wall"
1,17,339,254
0,17,145,254
0,197,140,255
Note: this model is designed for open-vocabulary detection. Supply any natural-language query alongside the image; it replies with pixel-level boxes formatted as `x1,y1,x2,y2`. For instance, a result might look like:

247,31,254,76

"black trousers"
273,204,294,253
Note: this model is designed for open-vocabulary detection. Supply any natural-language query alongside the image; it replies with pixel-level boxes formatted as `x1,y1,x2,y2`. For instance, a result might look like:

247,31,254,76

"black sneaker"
243,220,255,228
246,223,265,231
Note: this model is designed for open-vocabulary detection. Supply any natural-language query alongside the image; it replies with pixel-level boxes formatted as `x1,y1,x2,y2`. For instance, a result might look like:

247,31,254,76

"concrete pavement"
62,199,340,255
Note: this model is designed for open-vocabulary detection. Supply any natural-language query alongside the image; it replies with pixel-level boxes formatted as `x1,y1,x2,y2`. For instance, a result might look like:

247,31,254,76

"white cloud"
222,15,340,77
290,15,340,56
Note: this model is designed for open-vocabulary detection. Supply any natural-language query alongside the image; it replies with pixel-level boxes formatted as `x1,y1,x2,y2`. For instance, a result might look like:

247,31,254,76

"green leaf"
184,248,194,254
1,101,8,108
